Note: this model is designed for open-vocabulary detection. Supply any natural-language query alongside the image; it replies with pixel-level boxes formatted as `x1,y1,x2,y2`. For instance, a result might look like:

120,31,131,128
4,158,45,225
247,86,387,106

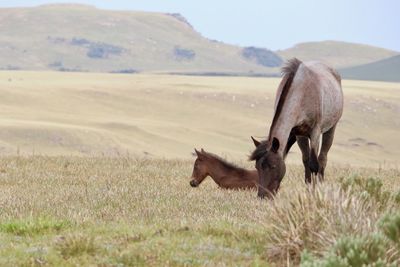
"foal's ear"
251,136,261,147
271,137,280,153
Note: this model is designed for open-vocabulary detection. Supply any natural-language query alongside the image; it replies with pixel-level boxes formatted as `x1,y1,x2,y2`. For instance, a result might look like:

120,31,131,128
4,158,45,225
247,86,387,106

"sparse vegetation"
110,68,138,74
173,46,196,61
242,46,283,67
68,37,125,59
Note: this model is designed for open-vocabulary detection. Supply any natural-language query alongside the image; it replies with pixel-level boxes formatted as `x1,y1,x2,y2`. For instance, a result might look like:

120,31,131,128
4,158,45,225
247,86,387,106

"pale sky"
1,0,399,51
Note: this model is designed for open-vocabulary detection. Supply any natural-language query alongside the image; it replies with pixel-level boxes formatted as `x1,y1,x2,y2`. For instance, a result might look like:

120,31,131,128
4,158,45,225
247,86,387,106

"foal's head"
189,149,211,187
250,136,286,198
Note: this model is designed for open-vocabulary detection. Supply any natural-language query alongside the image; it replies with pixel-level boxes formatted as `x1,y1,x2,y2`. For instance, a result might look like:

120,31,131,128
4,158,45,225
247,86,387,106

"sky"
1,0,399,51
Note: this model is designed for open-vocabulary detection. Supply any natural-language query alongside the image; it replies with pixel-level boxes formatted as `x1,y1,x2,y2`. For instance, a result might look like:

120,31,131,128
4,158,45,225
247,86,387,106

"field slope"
0,71,399,166
277,40,398,68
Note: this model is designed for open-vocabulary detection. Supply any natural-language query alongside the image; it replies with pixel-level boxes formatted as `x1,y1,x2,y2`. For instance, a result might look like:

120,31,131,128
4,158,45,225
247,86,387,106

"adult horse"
250,58,343,198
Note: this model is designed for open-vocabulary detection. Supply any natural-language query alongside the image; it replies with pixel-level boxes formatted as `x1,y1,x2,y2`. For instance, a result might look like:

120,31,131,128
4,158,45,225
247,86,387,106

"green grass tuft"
0,217,70,236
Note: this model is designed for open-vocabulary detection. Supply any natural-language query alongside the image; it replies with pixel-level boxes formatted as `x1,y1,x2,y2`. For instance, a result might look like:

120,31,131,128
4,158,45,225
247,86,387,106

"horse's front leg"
317,125,337,181
296,136,311,184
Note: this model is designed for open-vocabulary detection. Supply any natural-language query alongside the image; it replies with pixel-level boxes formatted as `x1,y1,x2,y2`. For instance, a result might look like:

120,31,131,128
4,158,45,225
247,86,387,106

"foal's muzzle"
190,180,199,187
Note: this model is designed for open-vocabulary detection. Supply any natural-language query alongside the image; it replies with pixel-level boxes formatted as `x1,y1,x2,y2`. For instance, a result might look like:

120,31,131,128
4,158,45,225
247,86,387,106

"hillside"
0,72,399,166
0,4,281,73
340,55,400,82
277,41,398,68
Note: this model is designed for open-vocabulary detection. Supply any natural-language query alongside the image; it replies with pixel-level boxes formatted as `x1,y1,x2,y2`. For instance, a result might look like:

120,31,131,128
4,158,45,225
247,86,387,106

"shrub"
55,234,98,258
242,47,283,67
339,175,391,207
300,213,400,266
301,233,395,267
265,185,380,264
173,46,195,61
379,213,400,247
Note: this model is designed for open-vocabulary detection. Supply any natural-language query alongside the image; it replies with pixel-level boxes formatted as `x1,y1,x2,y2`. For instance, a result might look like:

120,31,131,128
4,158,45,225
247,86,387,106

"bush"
379,213,400,247
55,234,98,258
173,46,195,61
339,175,391,207
242,47,283,67
301,234,395,267
87,43,123,59
300,213,400,266
265,185,380,264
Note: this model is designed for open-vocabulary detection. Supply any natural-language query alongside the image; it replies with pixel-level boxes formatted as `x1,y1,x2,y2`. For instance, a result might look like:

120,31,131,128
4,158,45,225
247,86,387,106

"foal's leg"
296,136,311,183
317,125,337,181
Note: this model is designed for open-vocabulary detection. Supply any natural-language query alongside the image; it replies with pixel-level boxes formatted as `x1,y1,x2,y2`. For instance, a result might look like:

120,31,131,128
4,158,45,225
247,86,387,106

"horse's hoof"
190,180,198,187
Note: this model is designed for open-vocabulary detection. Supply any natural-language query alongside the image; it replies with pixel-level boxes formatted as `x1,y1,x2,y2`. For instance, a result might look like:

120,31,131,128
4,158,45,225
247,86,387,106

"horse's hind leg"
309,129,321,176
296,136,311,183
318,125,337,181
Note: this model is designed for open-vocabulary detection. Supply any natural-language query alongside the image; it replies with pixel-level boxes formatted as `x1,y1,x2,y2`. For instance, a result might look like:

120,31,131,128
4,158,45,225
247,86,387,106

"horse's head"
190,148,210,187
250,136,286,199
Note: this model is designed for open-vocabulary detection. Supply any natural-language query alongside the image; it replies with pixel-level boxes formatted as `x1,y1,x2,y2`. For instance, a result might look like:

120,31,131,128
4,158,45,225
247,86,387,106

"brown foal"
189,149,258,190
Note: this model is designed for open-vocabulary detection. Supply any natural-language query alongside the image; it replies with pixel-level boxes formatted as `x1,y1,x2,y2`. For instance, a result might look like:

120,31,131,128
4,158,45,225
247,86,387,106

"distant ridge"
0,4,281,74
277,41,398,68
339,55,400,82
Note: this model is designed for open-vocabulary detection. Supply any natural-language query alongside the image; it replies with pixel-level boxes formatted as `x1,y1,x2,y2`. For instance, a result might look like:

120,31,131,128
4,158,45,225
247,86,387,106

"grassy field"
0,156,399,266
0,72,399,266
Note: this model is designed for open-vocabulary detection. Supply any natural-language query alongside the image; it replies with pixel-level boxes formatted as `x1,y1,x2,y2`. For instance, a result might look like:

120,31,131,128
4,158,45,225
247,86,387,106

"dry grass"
0,72,398,265
0,156,399,266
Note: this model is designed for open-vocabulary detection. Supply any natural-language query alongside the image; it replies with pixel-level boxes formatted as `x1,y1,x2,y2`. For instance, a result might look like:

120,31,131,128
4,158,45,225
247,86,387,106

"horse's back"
295,61,343,132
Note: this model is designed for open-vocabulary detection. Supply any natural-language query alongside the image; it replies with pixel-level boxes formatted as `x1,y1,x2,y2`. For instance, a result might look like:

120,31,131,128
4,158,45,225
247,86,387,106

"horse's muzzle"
257,191,266,199
190,180,199,187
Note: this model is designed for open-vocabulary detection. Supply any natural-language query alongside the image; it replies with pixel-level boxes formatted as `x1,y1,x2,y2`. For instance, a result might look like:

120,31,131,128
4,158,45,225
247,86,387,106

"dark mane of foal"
203,151,248,174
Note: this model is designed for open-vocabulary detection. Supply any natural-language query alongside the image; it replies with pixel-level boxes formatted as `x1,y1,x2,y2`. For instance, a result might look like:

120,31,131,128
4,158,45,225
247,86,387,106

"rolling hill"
0,4,281,74
277,41,398,68
339,55,400,82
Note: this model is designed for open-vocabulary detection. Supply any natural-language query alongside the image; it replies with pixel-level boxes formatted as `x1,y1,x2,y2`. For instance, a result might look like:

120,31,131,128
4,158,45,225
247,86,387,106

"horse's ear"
251,136,261,147
271,137,280,153
201,148,205,153
194,148,202,157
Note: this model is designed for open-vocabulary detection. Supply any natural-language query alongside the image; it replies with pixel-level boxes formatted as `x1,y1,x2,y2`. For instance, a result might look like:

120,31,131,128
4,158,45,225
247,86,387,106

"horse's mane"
269,58,302,139
203,151,248,173
249,140,269,161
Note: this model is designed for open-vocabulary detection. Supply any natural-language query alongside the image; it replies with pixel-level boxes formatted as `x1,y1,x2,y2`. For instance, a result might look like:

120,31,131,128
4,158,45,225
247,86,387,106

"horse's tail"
328,66,342,85
269,58,302,137
281,57,302,78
